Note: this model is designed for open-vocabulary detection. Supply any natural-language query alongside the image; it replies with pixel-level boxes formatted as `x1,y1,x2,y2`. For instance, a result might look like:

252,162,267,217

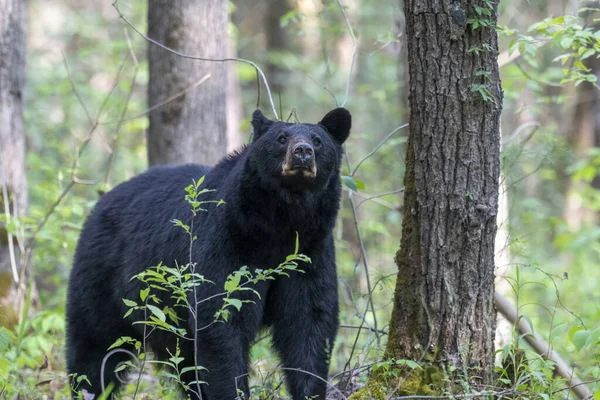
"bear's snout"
293,143,314,163
282,139,317,179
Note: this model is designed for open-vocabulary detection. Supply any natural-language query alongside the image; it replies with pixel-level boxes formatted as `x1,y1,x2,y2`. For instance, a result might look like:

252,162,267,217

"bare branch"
100,74,211,126
502,121,540,146
335,0,357,107
495,292,593,400
112,0,279,120
352,123,409,176
105,29,141,186
355,188,404,209
343,188,381,367
62,52,93,125
339,324,387,335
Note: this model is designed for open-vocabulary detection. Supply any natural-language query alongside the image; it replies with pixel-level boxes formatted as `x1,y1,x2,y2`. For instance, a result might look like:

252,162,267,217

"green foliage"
467,0,494,30
4,0,600,398
506,13,600,86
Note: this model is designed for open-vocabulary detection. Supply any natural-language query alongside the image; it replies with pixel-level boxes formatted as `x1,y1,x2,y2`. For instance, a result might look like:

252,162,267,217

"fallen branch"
494,291,594,400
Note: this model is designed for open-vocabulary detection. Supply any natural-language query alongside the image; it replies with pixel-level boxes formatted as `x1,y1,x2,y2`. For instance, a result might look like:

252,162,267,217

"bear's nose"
293,143,314,162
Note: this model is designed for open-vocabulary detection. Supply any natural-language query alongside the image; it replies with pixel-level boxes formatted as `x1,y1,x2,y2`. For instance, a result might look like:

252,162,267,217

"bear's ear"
251,109,273,140
319,108,351,144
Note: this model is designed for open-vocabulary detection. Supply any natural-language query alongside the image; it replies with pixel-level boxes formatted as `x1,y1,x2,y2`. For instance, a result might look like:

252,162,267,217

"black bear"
66,108,351,399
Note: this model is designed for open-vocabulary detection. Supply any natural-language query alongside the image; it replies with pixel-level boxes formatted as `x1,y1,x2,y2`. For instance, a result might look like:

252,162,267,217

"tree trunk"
384,0,502,394
147,0,228,167
265,0,290,97
563,11,600,230
0,0,28,326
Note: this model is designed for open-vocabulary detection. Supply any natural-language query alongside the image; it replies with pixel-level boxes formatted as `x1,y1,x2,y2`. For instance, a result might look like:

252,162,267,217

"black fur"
66,108,351,399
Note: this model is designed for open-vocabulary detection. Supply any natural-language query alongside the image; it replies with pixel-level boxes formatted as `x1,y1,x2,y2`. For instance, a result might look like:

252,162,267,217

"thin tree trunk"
563,12,600,229
147,0,228,166
265,0,290,97
0,0,28,326
383,0,503,393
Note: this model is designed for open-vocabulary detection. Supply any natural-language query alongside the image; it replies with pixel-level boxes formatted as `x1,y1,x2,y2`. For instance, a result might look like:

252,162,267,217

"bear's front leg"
269,263,339,400
191,324,251,400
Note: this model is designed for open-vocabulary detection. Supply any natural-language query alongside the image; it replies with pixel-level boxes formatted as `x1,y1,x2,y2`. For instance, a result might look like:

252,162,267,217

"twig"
531,266,586,328
100,74,211,126
1,177,19,283
282,368,348,400
101,348,139,392
339,324,388,335
308,74,339,106
62,52,93,125
112,0,279,120
497,40,547,69
26,181,75,251
515,59,562,87
347,191,379,345
351,123,409,176
104,29,141,186
342,194,380,370
355,188,404,208
501,121,540,146
234,367,348,400
335,0,357,107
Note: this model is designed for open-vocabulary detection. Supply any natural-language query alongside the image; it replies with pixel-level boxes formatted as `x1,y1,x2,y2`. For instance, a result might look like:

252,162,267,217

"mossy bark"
377,0,503,395
147,0,228,167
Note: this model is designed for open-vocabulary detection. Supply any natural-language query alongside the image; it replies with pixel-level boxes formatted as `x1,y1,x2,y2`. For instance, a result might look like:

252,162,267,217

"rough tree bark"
362,0,503,396
147,0,228,166
0,0,28,326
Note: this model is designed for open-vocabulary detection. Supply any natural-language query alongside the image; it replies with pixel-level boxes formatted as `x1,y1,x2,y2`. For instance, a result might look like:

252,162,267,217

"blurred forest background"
0,0,599,398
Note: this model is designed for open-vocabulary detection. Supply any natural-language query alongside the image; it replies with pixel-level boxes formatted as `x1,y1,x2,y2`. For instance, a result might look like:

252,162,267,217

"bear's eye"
277,136,287,144
312,137,322,146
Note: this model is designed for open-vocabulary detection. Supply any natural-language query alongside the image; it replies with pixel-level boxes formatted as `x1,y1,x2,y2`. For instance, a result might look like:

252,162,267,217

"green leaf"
114,364,128,373
501,343,511,361
560,37,574,49
224,298,243,311
169,356,184,365
354,178,365,190
108,336,133,350
341,175,358,191
593,389,600,400
572,330,590,351
147,304,166,322
0,328,15,353
140,288,150,302
521,315,534,332
224,273,241,293
181,365,208,374
122,299,137,307
568,325,584,341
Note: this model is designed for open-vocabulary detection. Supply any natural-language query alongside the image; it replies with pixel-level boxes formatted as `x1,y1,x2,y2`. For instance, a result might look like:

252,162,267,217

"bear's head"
249,108,351,193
